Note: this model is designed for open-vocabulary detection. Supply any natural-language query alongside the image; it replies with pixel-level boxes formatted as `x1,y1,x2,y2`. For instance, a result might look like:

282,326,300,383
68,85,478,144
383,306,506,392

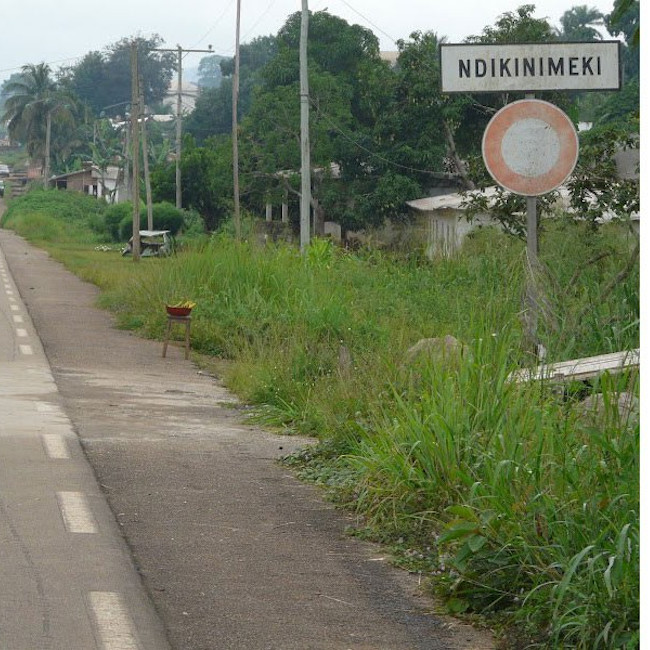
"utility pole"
299,0,311,252
154,44,213,209
140,86,154,230
130,42,141,261
44,110,52,188
232,0,242,240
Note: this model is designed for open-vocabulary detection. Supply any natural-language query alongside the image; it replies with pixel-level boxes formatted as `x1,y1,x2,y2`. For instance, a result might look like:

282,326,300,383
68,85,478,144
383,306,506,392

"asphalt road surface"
0,214,494,650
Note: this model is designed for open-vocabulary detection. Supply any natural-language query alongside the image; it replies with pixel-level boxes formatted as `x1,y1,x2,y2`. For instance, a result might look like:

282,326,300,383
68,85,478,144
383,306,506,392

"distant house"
380,51,399,67
163,80,201,114
49,164,122,202
406,188,500,258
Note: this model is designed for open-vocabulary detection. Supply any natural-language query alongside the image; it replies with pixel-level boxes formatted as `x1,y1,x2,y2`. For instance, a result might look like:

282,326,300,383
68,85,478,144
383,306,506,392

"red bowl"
166,306,192,317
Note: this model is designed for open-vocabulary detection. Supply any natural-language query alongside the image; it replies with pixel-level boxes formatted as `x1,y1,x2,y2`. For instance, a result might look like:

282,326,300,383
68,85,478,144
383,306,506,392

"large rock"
405,335,468,366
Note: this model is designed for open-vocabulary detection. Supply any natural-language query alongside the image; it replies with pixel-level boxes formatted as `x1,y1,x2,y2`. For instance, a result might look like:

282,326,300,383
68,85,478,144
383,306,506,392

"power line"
307,97,439,176
334,0,398,48
187,0,237,54
240,0,282,42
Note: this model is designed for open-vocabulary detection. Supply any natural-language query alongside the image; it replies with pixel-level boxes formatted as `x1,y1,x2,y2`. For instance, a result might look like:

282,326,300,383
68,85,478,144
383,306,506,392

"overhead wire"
185,0,237,58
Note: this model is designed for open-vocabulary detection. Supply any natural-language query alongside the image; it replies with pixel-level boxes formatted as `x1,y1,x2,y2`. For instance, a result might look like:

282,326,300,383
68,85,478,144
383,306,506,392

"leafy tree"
592,0,639,127
152,135,233,231
2,63,77,181
606,0,639,49
467,4,557,44
183,80,234,141
236,11,403,232
197,55,224,88
61,35,176,117
567,123,639,227
556,5,605,41
606,0,639,81
185,36,277,142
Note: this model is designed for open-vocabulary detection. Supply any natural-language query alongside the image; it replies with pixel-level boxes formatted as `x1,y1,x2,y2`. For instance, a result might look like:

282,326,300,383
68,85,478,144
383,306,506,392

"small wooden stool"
162,315,191,360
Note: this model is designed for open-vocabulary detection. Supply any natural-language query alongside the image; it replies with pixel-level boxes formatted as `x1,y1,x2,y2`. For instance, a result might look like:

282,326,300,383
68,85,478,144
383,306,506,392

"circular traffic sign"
482,99,579,196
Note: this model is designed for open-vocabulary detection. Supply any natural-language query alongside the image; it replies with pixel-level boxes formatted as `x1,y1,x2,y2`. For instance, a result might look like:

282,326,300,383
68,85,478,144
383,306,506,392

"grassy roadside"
1,190,640,648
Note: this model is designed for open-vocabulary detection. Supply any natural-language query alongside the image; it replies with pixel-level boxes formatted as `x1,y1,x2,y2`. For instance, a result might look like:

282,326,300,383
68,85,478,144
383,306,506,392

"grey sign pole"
524,92,539,354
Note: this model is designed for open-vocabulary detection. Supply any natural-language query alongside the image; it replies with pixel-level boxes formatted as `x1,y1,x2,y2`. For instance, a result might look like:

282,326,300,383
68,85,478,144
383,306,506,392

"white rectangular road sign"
440,41,621,93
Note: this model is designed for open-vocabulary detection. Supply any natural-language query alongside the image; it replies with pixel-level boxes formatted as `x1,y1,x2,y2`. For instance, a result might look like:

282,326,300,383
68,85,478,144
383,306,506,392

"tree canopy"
60,35,176,117
2,63,79,174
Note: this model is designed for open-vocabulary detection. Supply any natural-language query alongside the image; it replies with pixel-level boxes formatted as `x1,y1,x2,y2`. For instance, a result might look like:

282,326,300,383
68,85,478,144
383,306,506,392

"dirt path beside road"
0,225,493,650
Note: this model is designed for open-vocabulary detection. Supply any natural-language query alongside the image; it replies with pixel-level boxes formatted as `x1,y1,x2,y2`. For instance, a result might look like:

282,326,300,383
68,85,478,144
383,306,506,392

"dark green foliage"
594,77,639,127
60,35,176,117
104,202,132,241
185,36,277,142
556,5,605,41
1,64,79,171
567,123,639,227
184,82,234,141
117,201,185,240
197,54,224,89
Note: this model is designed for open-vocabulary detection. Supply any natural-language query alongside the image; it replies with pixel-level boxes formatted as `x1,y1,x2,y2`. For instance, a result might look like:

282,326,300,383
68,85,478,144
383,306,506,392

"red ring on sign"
482,99,578,196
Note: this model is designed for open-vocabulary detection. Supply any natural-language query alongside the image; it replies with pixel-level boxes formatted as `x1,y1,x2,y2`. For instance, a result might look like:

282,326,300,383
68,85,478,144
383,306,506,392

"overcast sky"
1,0,618,84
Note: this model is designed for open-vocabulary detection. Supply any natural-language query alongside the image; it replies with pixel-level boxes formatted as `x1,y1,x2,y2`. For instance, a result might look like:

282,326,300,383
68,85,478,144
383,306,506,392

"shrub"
104,202,132,241
117,201,185,241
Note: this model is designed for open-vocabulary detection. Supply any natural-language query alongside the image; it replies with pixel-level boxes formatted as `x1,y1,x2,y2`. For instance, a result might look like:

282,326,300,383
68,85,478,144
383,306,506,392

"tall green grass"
2,191,639,648
1,188,108,243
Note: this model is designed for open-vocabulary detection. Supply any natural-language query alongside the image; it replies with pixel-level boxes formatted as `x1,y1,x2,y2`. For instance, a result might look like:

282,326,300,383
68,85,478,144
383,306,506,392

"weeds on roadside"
2,191,639,648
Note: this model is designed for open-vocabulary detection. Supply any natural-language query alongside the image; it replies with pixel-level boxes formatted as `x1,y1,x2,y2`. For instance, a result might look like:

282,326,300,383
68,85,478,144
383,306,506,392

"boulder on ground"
405,335,468,366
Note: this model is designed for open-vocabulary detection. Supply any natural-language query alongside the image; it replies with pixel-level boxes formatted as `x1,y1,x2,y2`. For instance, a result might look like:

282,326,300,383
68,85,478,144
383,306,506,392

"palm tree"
1,63,75,185
557,5,605,41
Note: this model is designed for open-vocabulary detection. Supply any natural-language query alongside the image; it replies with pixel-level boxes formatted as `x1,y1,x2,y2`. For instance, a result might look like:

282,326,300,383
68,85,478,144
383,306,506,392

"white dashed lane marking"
42,434,71,460
88,592,141,650
56,491,98,534
19,344,33,355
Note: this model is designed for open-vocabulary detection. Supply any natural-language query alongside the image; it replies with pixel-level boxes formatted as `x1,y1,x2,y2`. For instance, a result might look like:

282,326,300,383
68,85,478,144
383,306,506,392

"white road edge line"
56,491,98,534
88,592,141,650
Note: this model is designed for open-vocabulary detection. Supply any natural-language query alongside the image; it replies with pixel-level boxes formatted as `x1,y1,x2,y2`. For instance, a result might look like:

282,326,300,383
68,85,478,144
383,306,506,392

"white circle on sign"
501,118,561,178
482,99,579,196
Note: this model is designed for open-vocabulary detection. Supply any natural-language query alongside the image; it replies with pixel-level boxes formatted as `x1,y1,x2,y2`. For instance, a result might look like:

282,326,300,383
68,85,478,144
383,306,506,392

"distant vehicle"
0,179,4,197
0,164,10,177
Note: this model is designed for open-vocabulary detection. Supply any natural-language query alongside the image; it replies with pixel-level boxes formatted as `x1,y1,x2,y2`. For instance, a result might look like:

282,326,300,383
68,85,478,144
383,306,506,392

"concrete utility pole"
299,0,311,252
43,110,52,188
154,44,213,209
130,42,141,261
232,0,242,240
140,87,154,230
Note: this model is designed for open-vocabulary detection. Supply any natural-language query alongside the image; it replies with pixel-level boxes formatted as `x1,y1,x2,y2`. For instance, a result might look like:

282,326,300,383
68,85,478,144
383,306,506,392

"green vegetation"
0,189,639,648
1,188,108,243
1,189,187,245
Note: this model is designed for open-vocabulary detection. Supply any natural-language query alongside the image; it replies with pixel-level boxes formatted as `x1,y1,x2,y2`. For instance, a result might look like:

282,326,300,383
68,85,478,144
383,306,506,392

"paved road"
0,228,171,648
0,216,493,650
